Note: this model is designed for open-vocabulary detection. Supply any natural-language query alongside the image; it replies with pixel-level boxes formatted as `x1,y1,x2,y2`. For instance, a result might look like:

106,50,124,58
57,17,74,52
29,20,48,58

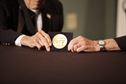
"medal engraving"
52,34,68,49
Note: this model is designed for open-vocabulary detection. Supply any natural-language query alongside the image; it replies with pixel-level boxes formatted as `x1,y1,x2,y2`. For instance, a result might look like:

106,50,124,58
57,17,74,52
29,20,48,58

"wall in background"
117,0,126,37
61,0,116,39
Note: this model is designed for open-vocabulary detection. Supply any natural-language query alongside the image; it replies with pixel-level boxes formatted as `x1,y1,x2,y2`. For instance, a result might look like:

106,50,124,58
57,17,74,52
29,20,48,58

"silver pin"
47,13,51,19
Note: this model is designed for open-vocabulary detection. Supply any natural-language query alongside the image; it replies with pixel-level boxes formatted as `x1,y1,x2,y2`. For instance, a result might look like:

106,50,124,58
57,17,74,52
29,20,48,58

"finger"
68,39,75,51
27,37,37,48
73,44,78,52
34,39,41,50
36,32,49,47
68,38,78,52
83,46,96,52
39,31,52,46
36,35,44,47
40,36,50,52
77,45,87,53
36,43,41,50
35,33,50,51
38,40,44,47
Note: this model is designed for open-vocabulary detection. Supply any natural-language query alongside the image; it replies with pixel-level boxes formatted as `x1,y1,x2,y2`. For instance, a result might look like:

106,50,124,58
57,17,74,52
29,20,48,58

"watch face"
52,34,68,49
99,40,105,45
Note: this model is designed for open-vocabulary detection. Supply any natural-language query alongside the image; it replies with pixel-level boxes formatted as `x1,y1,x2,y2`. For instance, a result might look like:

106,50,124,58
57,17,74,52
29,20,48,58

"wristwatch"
98,40,106,51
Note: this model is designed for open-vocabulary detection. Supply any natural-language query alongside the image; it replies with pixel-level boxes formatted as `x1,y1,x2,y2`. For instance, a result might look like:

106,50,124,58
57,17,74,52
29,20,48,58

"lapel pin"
47,13,51,19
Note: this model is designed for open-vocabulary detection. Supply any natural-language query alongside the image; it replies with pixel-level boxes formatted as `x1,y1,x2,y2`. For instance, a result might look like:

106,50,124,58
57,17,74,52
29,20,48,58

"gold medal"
52,34,68,49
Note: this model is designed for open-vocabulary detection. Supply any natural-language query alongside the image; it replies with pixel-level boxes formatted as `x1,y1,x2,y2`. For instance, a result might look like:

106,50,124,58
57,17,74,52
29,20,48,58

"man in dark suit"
68,36,126,52
0,0,63,52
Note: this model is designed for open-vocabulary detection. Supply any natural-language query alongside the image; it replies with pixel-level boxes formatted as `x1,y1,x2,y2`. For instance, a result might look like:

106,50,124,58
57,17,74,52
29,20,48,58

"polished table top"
0,45,126,84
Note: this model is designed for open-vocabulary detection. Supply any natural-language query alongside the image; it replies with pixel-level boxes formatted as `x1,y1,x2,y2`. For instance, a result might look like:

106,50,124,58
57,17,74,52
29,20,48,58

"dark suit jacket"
115,36,126,51
0,0,63,44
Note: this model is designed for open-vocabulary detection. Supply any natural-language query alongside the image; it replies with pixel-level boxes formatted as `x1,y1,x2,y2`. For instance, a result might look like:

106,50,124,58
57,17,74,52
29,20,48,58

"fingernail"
77,49,79,52
38,48,41,50
49,43,52,46
47,48,50,52
77,48,80,53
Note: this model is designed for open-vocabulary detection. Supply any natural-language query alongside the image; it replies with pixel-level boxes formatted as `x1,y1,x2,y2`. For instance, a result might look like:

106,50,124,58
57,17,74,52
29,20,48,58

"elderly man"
0,0,63,51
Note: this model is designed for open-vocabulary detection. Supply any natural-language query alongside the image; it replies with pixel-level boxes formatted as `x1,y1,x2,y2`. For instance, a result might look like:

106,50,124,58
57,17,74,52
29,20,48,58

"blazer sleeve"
0,0,21,44
114,36,126,51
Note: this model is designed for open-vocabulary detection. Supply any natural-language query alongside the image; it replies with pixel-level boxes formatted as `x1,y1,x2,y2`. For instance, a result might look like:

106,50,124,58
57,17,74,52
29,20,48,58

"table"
0,45,126,84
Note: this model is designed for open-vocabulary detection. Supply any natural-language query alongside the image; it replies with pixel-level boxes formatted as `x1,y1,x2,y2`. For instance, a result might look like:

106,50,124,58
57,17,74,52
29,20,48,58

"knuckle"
78,36,83,39
35,32,38,35
36,32,41,36
45,33,49,37
36,32,40,36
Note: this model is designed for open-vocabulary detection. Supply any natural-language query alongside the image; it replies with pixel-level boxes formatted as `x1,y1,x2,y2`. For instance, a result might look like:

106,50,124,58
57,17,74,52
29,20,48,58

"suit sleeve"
0,1,21,44
114,36,126,51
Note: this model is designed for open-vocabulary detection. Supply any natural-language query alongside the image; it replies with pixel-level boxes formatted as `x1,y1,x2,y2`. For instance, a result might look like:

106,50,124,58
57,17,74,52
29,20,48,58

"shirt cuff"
15,35,26,47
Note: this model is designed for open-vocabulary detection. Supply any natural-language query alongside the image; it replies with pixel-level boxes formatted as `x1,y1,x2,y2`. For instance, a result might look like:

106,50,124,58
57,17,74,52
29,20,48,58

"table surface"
0,45,126,84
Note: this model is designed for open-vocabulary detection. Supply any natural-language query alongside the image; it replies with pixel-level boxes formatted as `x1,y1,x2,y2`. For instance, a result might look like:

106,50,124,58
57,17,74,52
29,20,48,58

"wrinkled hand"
21,30,52,52
68,36,100,53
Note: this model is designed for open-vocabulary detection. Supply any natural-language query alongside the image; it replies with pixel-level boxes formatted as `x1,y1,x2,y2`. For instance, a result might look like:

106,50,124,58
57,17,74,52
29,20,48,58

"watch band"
98,40,106,51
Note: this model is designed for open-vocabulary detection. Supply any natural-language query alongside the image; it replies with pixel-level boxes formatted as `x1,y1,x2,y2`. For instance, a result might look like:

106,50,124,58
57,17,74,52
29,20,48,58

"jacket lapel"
18,0,37,35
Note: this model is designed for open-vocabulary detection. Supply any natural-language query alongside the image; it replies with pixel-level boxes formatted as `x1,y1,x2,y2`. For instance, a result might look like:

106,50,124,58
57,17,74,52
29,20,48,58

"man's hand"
68,36,121,53
68,36,100,53
21,30,52,52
